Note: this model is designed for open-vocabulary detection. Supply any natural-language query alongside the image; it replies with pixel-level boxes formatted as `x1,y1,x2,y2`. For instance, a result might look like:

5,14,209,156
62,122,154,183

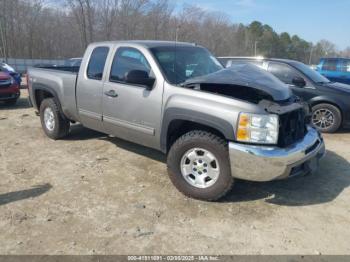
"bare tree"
317,39,337,57
66,0,96,48
340,47,350,58
96,0,119,40
145,0,173,40
0,0,347,62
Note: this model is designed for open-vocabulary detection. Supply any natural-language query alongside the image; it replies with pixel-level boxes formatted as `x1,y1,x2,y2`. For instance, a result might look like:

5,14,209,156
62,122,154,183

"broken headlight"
236,113,279,144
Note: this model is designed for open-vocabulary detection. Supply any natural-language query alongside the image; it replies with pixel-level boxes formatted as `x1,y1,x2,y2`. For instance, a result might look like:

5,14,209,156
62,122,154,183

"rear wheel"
39,98,70,139
167,130,233,201
311,103,341,133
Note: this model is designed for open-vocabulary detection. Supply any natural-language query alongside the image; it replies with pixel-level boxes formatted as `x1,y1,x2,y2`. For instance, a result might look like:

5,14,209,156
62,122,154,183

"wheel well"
166,120,226,152
35,89,54,109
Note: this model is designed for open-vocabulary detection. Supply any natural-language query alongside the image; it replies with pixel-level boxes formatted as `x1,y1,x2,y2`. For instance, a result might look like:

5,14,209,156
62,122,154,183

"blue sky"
176,0,349,50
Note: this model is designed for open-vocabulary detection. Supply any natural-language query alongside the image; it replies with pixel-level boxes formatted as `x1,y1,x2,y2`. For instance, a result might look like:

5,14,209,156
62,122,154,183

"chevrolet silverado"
27,41,325,201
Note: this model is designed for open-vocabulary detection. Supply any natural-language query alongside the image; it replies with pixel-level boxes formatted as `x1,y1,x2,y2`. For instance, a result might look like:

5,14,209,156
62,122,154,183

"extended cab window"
110,47,150,83
268,62,301,85
87,47,109,80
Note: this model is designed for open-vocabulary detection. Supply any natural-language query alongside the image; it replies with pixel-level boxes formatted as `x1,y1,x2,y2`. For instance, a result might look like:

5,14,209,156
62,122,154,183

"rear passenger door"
77,45,111,132
102,46,163,149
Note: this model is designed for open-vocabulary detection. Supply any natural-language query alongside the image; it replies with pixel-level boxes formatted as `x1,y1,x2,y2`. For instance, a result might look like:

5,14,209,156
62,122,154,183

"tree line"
0,0,349,64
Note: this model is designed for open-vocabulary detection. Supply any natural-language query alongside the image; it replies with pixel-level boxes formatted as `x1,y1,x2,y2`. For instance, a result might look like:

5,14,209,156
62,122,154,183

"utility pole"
0,18,8,62
309,46,314,65
254,41,259,57
175,25,180,42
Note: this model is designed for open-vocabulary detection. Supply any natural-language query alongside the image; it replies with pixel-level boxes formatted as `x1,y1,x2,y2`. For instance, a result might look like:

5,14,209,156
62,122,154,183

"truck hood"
184,63,292,102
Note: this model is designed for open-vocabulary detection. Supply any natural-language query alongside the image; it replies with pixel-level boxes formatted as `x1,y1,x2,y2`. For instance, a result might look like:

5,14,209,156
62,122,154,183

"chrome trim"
228,126,325,181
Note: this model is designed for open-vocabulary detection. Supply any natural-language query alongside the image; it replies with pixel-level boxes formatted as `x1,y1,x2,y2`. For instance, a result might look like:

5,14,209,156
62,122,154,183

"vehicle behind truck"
27,41,325,201
219,56,350,133
317,58,350,85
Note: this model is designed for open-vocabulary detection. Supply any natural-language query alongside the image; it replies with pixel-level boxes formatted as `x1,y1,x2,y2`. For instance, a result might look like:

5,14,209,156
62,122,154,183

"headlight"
10,77,15,85
237,113,279,144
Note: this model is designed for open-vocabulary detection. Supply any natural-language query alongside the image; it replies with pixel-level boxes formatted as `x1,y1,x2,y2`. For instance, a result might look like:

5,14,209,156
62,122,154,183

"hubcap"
312,108,334,130
44,107,55,131
180,148,220,189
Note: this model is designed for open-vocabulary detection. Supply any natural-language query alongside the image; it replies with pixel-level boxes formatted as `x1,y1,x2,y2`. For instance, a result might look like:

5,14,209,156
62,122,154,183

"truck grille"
278,108,308,147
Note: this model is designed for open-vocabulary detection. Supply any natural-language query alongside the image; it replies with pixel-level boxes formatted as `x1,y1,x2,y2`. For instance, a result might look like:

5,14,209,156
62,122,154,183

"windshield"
150,46,223,85
1,63,15,72
293,61,330,83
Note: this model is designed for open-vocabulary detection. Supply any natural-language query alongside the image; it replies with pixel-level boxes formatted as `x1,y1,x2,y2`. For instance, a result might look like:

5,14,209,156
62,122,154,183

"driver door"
102,46,163,149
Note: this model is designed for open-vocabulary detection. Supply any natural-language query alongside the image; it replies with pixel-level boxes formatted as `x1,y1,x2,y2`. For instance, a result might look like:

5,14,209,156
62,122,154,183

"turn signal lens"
238,113,250,127
237,128,249,141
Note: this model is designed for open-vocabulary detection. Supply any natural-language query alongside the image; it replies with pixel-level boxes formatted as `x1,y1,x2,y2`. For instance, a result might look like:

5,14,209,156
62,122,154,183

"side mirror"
125,70,155,90
292,77,306,88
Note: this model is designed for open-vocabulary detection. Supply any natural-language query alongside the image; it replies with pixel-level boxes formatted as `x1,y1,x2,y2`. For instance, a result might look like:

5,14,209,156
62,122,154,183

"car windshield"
293,61,330,83
1,63,15,72
150,46,223,85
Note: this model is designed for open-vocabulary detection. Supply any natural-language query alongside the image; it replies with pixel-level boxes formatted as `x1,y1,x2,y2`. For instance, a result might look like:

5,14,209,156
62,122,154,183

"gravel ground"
0,90,350,255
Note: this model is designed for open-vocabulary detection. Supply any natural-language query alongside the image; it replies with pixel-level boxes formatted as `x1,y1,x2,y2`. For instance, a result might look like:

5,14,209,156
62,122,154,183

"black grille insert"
278,108,308,147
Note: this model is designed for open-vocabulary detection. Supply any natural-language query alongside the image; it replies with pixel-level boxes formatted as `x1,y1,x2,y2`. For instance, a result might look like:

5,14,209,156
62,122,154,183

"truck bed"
27,67,80,121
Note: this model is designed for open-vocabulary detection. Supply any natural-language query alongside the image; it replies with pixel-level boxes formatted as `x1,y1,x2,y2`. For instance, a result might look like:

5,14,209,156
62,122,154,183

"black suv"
219,57,350,133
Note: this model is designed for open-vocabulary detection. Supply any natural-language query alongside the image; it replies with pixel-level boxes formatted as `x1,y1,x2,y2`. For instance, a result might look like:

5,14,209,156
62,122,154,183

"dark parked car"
219,57,350,133
316,58,350,85
0,71,20,105
0,62,21,86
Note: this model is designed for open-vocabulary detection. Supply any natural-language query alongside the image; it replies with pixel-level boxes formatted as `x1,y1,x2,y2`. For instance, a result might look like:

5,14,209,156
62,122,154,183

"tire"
39,98,70,139
311,103,342,133
4,99,17,106
167,130,233,201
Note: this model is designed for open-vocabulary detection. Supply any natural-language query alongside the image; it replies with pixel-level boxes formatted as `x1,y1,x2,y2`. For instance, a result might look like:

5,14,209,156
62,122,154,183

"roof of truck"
90,40,198,48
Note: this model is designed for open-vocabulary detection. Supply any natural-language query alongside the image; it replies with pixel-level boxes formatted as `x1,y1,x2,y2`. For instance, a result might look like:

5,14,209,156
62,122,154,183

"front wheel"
39,98,70,139
167,130,233,201
311,103,342,133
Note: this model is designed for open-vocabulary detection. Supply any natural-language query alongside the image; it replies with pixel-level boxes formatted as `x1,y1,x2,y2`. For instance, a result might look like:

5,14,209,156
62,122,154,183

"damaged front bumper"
228,126,325,181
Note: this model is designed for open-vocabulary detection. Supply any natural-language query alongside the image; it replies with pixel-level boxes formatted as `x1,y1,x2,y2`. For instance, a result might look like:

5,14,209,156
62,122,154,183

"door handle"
104,90,118,97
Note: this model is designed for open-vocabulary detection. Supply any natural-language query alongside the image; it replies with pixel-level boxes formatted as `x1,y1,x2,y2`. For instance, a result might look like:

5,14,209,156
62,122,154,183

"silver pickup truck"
27,41,325,201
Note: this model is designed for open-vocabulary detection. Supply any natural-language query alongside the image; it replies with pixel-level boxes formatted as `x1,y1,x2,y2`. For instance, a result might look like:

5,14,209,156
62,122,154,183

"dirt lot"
0,90,350,255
